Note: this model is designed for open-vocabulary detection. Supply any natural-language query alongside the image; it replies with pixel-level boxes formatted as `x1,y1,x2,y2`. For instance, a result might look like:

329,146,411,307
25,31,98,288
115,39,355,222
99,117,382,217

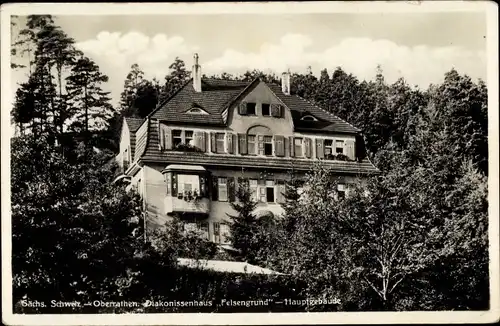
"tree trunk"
84,84,89,148
57,65,63,135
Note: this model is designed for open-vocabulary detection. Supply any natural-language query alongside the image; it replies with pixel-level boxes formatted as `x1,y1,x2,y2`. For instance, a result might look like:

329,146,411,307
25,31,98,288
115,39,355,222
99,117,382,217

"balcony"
165,194,211,216
162,164,211,216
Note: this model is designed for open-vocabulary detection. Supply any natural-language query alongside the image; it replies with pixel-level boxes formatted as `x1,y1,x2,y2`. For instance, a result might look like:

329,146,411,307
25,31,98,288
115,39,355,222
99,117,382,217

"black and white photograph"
1,1,499,325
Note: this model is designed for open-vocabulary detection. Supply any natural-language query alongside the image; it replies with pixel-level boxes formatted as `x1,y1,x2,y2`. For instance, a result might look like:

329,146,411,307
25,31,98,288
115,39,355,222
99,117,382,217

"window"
246,102,256,115
173,130,183,147
336,140,344,154
177,174,200,197
216,133,225,154
266,180,275,203
264,136,273,156
338,184,346,199
214,222,221,243
324,139,333,156
173,130,196,147
213,222,230,243
247,135,256,155
262,103,271,116
220,223,230,244
184,223,197,233
196,222,209,240
187,107,208,114
249,179,258,202
218,177,228,201
165,174,171,195
185,131,194,146
294,138,303,157
301,115,317,121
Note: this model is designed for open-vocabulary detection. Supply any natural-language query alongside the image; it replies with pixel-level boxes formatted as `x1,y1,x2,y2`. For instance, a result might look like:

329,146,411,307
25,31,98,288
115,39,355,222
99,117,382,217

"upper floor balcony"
162,164,211,216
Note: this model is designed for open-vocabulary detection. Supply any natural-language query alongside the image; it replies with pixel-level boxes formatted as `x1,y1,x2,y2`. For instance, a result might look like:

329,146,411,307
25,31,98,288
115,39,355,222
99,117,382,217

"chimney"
192,53,202,92
281,70,291,95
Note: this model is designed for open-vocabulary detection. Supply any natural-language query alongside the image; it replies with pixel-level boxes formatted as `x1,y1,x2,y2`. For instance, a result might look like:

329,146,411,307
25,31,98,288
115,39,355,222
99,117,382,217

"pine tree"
11,15,82,137
134,80,160,118
119,63,145,116
66,56,114,143
226,182,260,264
159,57,190,102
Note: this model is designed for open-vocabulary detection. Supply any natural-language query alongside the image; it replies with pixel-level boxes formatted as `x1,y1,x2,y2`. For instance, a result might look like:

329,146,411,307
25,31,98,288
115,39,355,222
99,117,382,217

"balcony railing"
165,194,210,215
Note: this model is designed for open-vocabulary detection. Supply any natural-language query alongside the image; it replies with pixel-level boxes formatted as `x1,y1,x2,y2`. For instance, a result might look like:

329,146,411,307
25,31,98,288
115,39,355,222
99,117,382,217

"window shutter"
316,138,324,159
304,138,312,158
258,135,264,155
159,125,165,150
239,102,248,115
289,137,295,157
199,175,207,197
226,133,234,154
276,181,286,203
270,104,281,117
284,137,289,157
200,132,206,152
345,139,355,160
275,135,285,157
211,175,218,201
210,132,217,153
227,177,235,202
238,133,247,155
193,131,201,149
171,173,177,197
164,127,172,150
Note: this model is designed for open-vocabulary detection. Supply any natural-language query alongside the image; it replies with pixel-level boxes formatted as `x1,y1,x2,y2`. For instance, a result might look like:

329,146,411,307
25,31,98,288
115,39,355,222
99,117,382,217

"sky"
10,12,487,107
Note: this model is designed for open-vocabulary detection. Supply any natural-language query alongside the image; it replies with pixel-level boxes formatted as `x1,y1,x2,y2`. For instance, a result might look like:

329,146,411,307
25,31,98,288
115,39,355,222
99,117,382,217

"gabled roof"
149,77,359,134
123,117,145,159
150,79,250,126
124,117,145,132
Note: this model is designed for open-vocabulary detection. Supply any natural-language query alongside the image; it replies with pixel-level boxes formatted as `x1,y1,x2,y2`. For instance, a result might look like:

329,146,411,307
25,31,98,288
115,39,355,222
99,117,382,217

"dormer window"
301,115,318,121
187,107,209,115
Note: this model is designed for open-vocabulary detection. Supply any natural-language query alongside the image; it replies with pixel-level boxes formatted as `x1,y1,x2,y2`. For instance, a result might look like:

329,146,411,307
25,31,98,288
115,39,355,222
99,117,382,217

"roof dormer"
187,107,209,115
300,114,318,121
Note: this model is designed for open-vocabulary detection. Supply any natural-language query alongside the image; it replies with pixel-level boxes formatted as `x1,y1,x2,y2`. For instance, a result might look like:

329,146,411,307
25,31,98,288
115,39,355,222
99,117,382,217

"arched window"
247,125,273,156
301,115,317,121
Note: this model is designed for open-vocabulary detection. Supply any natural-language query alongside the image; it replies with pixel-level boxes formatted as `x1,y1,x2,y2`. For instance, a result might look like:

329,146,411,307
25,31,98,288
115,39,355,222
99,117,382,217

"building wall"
227,81,294,136
143,164,169,231
118,123,130,168
140,163,308,241
139,160,366,243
